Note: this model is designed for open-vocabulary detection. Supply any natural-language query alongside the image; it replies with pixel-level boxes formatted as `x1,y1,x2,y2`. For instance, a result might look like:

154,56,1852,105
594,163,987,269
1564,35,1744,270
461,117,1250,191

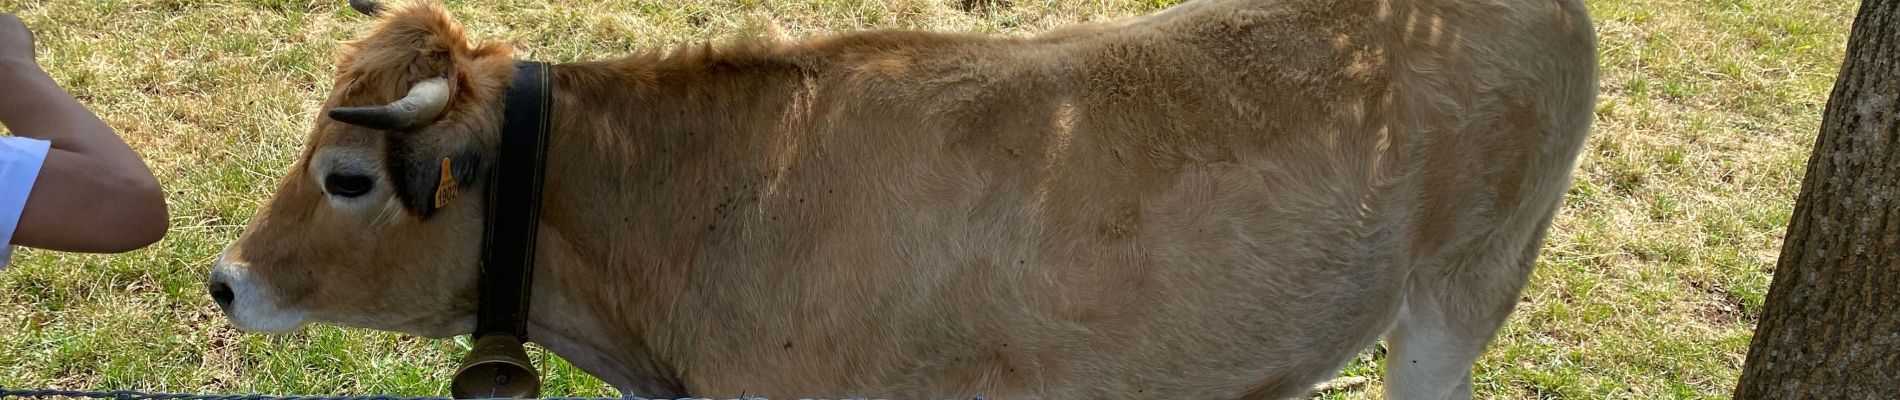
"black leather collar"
475,60,554,338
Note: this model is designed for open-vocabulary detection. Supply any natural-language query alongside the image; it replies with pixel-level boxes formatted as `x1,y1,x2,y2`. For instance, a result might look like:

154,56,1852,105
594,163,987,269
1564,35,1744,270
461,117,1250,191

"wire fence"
0,388,915,400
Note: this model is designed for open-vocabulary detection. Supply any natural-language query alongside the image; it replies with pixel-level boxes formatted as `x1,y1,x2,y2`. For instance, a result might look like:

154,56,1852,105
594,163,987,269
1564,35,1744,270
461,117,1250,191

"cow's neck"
520,223,690,396
519,59,811,396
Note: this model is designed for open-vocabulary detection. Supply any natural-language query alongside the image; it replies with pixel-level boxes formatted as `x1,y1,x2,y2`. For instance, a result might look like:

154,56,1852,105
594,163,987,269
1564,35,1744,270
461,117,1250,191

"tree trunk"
1733,0,1900,398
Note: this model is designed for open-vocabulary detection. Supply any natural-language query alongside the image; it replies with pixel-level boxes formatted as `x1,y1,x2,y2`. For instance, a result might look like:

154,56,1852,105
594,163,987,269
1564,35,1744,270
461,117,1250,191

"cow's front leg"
1383,234,1544,400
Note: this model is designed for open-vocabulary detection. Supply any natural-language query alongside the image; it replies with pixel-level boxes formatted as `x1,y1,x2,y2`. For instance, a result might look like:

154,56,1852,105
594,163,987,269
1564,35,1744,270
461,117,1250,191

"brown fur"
213,1,1598,398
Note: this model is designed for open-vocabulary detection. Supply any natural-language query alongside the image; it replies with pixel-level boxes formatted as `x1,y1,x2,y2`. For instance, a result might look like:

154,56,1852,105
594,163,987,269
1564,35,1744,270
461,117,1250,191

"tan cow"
208,0,1597,398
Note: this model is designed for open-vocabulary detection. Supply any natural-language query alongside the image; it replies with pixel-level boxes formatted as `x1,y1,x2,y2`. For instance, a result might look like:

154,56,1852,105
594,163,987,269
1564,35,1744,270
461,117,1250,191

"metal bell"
450,333,542,399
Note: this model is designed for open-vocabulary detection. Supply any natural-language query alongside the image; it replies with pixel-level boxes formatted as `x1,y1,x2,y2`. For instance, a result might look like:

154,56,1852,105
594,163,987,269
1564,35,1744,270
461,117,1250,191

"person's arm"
0,13,167,253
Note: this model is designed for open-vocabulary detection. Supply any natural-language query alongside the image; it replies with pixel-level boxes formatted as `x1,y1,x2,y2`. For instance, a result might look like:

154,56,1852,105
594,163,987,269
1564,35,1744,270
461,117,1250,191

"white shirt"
0,136,50,269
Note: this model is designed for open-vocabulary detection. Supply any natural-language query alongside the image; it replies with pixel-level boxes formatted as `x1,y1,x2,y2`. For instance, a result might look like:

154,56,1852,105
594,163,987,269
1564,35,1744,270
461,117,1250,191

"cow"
207,0,1597,398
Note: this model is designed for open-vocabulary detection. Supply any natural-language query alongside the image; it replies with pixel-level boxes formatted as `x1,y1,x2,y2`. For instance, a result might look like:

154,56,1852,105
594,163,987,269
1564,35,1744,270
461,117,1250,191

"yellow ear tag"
434,157,458,208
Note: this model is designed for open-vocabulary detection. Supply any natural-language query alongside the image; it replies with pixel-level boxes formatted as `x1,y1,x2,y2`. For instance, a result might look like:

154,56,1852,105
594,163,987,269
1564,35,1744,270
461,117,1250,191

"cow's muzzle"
207,252,308,333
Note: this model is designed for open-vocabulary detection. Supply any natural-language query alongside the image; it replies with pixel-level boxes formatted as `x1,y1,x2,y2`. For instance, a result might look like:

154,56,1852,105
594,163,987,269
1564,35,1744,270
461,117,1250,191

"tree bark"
1733,0,1900,398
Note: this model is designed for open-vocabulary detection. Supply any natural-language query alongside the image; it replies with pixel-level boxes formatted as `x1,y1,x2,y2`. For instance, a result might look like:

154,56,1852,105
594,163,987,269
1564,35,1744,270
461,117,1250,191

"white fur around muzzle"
210,253,309,333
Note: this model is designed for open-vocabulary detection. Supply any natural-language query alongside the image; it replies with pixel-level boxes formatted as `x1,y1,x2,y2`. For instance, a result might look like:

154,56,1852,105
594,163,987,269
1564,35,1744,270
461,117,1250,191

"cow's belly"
840,158,1410,398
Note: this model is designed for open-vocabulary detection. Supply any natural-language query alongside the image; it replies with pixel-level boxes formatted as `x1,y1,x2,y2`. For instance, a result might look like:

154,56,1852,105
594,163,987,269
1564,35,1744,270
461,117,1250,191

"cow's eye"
324,173,375,198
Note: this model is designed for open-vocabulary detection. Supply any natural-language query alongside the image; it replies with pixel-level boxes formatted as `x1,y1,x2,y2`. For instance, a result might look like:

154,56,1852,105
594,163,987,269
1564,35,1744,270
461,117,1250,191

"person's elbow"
13,150,170,253
100,169,168,252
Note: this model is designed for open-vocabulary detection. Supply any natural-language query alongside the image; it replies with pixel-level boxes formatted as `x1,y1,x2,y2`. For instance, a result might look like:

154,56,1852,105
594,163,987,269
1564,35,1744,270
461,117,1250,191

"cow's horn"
328,78,452,131
347,0,384,17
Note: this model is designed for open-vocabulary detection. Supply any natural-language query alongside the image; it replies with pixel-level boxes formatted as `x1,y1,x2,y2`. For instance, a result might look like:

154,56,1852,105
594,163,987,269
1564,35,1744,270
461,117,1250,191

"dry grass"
0,0,1855,398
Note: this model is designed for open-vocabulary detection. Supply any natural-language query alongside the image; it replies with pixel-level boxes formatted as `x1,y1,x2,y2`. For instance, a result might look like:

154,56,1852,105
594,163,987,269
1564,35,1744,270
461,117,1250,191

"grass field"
0,0,1856,398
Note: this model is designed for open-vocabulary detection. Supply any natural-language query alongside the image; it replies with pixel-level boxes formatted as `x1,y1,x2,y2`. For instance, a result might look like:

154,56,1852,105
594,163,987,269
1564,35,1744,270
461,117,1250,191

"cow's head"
209,1,517,338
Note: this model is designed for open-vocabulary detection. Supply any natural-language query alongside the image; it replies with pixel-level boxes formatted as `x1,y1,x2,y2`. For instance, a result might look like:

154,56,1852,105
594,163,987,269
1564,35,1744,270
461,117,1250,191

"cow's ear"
385,139,484,218
378,54,510,218
381,57,509,218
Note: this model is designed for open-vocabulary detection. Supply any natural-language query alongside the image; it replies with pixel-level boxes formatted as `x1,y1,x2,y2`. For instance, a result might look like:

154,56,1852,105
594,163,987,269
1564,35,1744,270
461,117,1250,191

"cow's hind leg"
1383,219,1554,400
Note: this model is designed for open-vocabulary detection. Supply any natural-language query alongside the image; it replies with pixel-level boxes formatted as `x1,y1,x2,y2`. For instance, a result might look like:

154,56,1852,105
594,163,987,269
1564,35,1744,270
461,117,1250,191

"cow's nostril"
209,281,235,309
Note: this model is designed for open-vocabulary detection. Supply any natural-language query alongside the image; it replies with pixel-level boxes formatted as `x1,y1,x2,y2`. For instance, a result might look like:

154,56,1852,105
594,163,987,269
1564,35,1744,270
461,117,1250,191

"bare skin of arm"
0,13,167,253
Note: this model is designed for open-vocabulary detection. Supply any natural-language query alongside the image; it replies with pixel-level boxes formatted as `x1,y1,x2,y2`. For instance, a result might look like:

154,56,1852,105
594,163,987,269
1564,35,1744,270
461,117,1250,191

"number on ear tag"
435,156,458,208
